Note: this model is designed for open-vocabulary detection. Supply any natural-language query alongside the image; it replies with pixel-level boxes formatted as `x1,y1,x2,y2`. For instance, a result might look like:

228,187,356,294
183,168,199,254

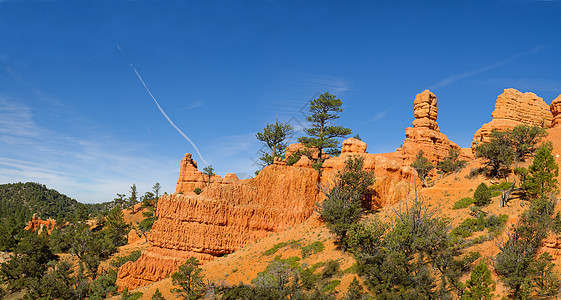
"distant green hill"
0,182,80,222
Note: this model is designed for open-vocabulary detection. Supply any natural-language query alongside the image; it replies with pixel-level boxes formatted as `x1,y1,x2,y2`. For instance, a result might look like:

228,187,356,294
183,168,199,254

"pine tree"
299,92,352,163
525,142,559,199
462,262,494,300
171,257,205,300
129,184,138,214
256,119,293,167
202,165,214,187
151,288,166,300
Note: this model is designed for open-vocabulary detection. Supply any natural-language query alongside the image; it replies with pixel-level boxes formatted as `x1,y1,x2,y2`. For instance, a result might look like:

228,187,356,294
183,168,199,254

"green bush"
263,242,287,256
301,241,325,258
452,197,474,209
473,183,491,206
193,188,202,195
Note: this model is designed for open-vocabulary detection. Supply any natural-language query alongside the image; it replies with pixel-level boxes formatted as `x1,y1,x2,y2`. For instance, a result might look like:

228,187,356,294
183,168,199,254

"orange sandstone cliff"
116,162,320,289
472,88,553,151
551,94,561,128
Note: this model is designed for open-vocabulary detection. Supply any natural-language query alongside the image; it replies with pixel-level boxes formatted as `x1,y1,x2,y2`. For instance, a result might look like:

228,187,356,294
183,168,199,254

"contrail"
131,65,209,166
429,45,546,89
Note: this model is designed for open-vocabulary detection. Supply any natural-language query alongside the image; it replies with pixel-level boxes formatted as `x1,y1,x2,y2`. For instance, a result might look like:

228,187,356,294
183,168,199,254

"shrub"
193,188,202,195
466,167,483,179
509,124,547,161
410,150,434,185
475,129,515,176
263,242,287,256
437,148,467,174
301,241,325,258
453,197,474,209
473,183,491,206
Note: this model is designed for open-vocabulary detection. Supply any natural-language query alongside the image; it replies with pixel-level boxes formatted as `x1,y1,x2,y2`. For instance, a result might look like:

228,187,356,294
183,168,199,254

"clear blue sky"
1,0,560,203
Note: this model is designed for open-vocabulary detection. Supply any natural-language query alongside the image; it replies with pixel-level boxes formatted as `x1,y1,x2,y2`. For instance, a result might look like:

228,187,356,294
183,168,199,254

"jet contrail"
131,65,209,166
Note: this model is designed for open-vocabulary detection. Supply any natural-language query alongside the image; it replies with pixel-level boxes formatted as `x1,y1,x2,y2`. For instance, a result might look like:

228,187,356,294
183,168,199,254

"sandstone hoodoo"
472,88,553,151
399,90,465,165
117,159,321,289
551,94,561,128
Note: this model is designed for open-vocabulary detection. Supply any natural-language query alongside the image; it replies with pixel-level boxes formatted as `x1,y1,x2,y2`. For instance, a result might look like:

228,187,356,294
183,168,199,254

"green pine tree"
461,261,495,300
298,92,352,163
525,142,559,199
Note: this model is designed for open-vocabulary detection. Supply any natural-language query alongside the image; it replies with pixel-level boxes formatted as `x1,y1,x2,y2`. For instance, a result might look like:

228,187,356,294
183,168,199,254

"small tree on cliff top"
256,119,293,168
299,92,352,163
202,165,214,187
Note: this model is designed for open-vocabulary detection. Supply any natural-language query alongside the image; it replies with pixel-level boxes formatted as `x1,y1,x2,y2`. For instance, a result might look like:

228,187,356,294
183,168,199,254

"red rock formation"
551,94,561,128
285,143,330,161
341,138,367,155
176,153,238,193
24,215,56,234
472,89,553,151
322,145,417,209
398,90,466,165
117,163,320,289
128,229,142,244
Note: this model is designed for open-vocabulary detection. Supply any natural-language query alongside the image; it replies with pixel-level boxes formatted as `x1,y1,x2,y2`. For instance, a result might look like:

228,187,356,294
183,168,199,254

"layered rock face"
176,153,238,193
322,138,417,209
551,94,561,128
399,90,465,165
117,162,320,289
472,89,553,150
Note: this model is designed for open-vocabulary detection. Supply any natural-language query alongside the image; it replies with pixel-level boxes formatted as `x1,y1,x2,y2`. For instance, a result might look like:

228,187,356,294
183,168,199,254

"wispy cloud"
366,108,393,124
429,45,546,89
469,78,561,94
0,98,178,203
291,72,353,94
180,100,204,111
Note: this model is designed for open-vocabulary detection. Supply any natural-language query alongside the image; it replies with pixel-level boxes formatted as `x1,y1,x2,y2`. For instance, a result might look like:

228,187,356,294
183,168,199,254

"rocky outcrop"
472,89,553,150
117,162,320,290
551,94,561,128
322,150,417,209
24,215,56,234
285,143,330,161
341,138,367,155
398,90,466,165
176,153,238,193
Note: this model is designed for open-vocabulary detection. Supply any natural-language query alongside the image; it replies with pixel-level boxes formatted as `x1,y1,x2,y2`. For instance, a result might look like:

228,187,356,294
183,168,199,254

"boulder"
341,138,367,155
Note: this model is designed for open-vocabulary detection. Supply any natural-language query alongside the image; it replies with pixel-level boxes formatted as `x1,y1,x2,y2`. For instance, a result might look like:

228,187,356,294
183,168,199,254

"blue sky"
0,0,560,203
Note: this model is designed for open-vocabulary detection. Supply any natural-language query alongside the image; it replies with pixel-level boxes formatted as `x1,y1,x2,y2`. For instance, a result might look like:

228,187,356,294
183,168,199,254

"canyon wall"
472,88,553,151
117,162,320,289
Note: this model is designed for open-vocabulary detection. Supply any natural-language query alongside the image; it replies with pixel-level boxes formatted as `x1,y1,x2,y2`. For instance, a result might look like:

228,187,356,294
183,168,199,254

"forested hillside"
0,182,80,222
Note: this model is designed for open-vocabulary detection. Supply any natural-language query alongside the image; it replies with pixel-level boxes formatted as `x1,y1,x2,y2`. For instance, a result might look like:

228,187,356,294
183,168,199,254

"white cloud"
0,98,178,203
